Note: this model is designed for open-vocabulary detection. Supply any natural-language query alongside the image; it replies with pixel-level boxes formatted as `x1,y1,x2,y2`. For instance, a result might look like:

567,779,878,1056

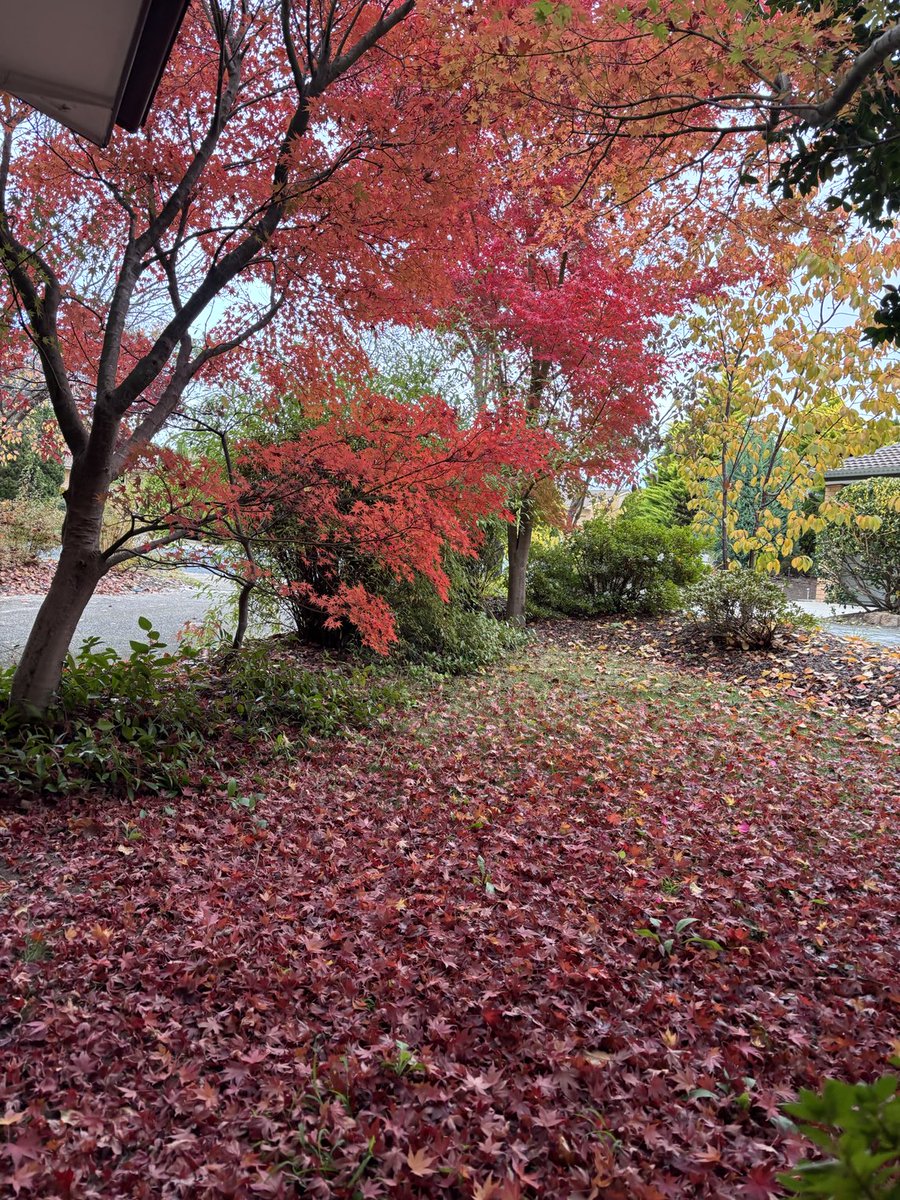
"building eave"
0,0,190,146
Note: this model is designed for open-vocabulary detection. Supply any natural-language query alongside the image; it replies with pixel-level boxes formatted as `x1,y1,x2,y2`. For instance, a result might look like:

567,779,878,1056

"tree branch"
0,131,87,455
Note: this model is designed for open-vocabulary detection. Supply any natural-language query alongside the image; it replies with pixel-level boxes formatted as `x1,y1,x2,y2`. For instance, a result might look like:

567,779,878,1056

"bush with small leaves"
817,478,900,613
387,565,527,675
779,1071,900,1197
527,517,706,620
684,569,811,650
221,640,409,737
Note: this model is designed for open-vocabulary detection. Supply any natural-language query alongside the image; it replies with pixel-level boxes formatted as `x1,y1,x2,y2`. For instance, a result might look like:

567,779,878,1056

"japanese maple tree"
138,381,550,652
0,0,487,712
446,178,677,622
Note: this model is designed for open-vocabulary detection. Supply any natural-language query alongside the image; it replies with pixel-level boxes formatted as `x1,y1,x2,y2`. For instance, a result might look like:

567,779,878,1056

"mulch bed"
534,616,900,727
0,561,192,597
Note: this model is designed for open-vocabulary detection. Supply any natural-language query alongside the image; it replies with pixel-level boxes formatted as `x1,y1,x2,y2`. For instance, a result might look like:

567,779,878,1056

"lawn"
1,627,898,1198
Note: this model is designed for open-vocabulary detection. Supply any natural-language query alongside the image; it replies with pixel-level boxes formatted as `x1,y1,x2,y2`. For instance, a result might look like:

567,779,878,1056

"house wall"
816,481,845,600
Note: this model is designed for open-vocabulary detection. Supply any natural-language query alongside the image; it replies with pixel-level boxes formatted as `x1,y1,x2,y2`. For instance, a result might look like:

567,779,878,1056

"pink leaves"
448,219,669,486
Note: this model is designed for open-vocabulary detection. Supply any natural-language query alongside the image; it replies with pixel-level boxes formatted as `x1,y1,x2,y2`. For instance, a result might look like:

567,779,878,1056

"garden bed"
535,616,899,736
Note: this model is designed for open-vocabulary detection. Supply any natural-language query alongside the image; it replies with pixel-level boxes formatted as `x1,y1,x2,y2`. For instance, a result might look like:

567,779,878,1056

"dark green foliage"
779,1072,900,1197
684,569,811,650
394,582,527,674
527,517,706,619
623,458,693,527
267,512,522,675
0,444,64,501
0,622,407,799
387,546,527,675
0,624,205,798
222,641,409,736
776,85,900,235
817,478,900,612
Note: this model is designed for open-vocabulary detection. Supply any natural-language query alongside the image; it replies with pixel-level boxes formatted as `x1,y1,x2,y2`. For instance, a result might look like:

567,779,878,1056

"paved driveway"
793,599,900,649
0,579,237,667
821,620,900,648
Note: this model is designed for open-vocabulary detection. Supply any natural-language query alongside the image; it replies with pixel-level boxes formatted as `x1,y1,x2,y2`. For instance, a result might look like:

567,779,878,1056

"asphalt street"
0,579,237,666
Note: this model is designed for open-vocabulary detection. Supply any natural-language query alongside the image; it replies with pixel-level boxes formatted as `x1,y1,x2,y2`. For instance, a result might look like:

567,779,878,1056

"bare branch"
0,131,87,454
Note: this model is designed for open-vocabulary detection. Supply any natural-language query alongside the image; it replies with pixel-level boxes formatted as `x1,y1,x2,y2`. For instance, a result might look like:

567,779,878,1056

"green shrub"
684,569,810,650
261,529,523,676
0,622,408,799
0,621,205,797
397,598,526,674
527,517,706,619
385,560,527,675
779,1072,900,1197
817,478,900,613
0,497,62,566
0,444,64,502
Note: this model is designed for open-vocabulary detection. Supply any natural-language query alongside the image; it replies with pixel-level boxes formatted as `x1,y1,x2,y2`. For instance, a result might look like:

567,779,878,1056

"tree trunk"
9,470,107,714
231,579,256,651
505,507,534,625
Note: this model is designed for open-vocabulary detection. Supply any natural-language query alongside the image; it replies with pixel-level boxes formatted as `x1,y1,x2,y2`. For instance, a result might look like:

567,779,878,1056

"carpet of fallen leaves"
1,633,898,1199
536,617,899,739
0,562,186,597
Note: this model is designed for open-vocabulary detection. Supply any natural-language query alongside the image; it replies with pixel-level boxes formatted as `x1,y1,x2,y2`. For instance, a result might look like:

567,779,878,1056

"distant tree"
623,454,693,528
818,478,900,612
0,443,63,503
446,178,674,623
675,240,900,571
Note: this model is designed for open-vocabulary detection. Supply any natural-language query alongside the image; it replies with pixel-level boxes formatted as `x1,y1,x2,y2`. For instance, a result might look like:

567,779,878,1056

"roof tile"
825,442,900,481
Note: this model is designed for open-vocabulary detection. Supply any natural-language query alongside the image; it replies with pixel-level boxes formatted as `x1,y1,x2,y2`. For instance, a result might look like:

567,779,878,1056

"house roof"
0,0,189,146
825,442,900,483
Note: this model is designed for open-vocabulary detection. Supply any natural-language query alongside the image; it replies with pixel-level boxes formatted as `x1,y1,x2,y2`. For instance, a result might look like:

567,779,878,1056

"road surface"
793,599,900,649
0,578,239,666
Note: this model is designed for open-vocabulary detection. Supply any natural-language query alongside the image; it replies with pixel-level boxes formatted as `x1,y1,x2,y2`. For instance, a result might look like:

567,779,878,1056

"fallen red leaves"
0,561,185,598
1,636,897,1198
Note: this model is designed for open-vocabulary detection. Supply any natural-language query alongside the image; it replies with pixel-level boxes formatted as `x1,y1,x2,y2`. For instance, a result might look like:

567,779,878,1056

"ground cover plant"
1,628,897,1197
0,629,410,800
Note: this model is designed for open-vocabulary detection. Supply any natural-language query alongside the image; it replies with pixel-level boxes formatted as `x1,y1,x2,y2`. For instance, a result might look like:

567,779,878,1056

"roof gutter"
824,469,900,482
114,0,191,137
0,0,190,146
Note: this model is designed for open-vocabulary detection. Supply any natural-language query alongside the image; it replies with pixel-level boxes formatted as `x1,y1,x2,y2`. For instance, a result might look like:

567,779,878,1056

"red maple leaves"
235,391,549,650
2,630,897,1197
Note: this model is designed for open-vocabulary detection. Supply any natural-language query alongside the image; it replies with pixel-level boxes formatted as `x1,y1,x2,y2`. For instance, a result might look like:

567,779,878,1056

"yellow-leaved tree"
676,237,900,573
